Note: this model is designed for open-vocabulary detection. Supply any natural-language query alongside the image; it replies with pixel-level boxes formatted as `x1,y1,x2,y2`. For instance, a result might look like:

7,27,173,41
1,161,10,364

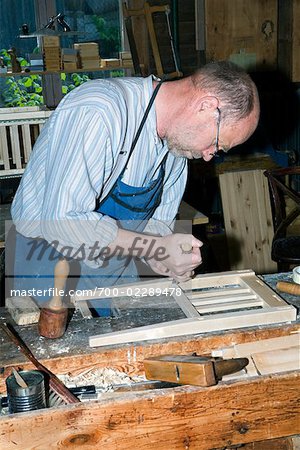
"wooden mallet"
38,259,70,339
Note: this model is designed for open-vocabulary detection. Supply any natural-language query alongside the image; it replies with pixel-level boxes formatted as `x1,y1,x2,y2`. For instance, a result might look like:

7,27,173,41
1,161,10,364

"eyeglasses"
215,107,221,155
212,107,229,157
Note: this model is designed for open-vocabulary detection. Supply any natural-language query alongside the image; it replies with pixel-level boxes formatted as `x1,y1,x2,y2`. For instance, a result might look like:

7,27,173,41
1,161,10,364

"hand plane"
143,354,249,387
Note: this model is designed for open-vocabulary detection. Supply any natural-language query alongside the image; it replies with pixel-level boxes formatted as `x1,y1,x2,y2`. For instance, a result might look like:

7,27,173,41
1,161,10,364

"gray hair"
191,61,257,121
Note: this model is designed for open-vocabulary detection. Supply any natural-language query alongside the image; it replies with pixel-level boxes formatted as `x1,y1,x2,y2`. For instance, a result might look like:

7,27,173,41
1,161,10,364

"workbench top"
0,272,299,450
0,272,299,366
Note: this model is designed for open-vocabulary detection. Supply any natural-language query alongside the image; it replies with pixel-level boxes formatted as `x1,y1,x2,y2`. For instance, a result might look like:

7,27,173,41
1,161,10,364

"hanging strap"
97,78,165,203
126,78,165,161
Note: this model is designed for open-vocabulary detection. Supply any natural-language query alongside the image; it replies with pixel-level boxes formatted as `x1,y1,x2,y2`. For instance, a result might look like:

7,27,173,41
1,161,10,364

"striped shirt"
11,76,187,267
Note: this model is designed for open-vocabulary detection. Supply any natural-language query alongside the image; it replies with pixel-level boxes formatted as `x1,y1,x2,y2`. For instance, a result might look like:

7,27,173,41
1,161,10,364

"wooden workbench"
0,272,299,449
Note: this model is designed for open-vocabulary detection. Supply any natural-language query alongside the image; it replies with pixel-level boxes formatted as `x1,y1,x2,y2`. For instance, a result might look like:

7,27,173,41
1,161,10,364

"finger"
152,262,171,276
171,270,194,282
179,234,203,249
191,237,203,248
180,250,202,268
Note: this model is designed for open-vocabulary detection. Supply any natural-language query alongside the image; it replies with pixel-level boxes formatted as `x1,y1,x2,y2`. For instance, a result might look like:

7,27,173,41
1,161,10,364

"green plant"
92,16,121,57
2,73,44,107
0,49,44,107
60,72,90,95
0,49,92,107
3,76,44,107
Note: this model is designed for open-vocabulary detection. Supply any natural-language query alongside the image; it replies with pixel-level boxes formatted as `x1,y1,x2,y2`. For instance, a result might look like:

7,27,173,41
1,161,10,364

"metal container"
6,370,46,414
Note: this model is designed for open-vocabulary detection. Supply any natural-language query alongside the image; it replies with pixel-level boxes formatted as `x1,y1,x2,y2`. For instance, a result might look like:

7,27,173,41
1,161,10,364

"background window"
0,0,125,108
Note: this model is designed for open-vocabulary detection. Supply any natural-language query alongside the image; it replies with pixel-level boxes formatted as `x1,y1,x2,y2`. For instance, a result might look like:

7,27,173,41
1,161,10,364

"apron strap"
126,78,165,161
97,78,165,204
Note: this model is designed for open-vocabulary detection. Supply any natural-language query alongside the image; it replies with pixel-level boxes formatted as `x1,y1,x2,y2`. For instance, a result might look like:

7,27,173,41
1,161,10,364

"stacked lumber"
101,58,121,68
43,36,61,71
62,49,78,71
74,42,100,70
119,51,133,67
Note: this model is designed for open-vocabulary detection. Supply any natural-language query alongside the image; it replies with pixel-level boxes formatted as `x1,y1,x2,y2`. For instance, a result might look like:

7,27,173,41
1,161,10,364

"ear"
198,95,219,112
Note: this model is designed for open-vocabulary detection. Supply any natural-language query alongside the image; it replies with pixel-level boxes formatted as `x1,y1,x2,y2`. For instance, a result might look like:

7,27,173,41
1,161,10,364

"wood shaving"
59,367,145,392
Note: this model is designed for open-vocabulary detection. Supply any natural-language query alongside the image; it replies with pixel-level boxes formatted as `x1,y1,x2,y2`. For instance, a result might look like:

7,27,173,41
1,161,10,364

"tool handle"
276,281,300,296
49,259,70,310
180,243,193,254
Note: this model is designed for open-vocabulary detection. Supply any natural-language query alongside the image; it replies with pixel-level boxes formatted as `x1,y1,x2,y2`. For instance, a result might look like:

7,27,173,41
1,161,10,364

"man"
10,61,259,314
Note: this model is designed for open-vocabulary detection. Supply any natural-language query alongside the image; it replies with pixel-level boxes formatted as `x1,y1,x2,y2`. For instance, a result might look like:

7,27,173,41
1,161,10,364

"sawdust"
59,367,145,392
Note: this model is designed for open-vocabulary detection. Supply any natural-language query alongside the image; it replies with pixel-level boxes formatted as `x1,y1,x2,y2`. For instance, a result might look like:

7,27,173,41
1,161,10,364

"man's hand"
145,233,203,281
107,229,203,282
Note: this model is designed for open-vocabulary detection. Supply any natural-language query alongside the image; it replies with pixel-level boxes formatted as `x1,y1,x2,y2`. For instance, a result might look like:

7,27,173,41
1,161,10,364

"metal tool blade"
214,357,249,380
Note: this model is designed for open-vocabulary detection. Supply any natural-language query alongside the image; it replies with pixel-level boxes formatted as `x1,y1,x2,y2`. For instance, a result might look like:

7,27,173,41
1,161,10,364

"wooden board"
219,170,277,273
0,373,299,450
69,270,296,347
278,0,300,82
213,333,300,377
204,0,278,70
0,324,299,450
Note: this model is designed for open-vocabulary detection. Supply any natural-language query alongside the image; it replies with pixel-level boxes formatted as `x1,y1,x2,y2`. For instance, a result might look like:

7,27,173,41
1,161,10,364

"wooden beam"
1,372,299,449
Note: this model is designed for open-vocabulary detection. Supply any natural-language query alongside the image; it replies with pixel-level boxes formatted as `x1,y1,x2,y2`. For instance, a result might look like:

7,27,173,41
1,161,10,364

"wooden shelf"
0,66,132,78
19,31,86,38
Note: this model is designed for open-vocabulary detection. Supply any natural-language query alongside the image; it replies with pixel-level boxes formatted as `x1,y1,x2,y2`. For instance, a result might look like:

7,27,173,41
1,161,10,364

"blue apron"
11,80,165,316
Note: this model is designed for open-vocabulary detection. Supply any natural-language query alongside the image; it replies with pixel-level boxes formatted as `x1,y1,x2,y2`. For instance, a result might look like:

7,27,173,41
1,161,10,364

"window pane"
55,0,122,58
0,0,44,108
0,0,36,55
0,1,127,107
55,1,124,94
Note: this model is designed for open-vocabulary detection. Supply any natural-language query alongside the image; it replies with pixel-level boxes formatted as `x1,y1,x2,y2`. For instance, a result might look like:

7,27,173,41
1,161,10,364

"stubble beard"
166,136,194,159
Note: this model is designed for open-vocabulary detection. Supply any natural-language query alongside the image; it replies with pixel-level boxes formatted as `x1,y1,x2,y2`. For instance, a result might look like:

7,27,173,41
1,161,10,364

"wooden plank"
144,2,164,77
219,170,277,273
243,437,296,450
21,123,32,163
172,285,200,318
89,306,295,347
182,269,255,289
0,126,10,169
213,334,300,376
252,346,300,375
0,110,51,123
0,372,299,450
239,275,290,308
0,168,24,178
213,333,300,359
9,125,22,168
188,287,253,300
292,0,300,81
193,293,258,306
194,298,260,313
278,0,300,82
204,0,277,70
